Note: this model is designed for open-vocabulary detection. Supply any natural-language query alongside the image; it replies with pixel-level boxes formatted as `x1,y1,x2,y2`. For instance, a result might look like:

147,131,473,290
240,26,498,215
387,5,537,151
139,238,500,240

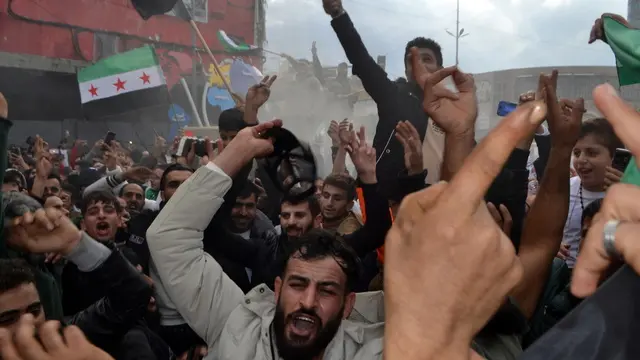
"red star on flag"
140,72,151,84
88,84,98,97
113,78,126,91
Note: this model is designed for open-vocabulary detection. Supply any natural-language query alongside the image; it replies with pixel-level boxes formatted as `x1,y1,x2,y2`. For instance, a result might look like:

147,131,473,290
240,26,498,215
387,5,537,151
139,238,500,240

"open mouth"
286,227,302,237
289,313,319,337
577,168,593,177
95,222,111,237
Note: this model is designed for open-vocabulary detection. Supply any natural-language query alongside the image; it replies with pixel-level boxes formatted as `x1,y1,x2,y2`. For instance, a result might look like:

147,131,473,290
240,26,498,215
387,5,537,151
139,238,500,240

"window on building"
167,0,208,23
94,34,120,60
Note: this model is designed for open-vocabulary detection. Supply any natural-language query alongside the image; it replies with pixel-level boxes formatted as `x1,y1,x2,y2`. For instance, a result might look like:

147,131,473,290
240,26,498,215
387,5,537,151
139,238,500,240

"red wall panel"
0,0,256,62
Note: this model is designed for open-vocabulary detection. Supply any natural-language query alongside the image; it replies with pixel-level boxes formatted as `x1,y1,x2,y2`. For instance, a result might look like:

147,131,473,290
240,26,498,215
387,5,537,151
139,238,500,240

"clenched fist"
322,0,344,17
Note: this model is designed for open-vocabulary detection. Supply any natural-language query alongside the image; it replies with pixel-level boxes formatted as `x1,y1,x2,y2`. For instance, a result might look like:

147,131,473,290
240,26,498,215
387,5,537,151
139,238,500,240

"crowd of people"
0,1,639,359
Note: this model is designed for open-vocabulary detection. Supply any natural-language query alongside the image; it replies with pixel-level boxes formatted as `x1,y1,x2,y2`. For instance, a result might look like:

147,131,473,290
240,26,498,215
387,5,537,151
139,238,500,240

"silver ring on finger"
603,219,622,259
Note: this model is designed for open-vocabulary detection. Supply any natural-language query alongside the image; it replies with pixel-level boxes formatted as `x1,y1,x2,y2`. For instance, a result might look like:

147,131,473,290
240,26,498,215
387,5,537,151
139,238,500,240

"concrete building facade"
473,65,640,138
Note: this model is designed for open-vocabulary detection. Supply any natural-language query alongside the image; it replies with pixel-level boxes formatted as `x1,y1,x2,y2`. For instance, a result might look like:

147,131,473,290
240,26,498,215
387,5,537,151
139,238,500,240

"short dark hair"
4,169,25,190
238,180,261,200
61,183,79,203
579,118,622,156
322,174,357,201
582,198,603,224
0,259,35,294
159,163,194,191
218,108,246,132
47,173,62,184
281,194,321,218
279,229,362,293
81,190,122,215
404,37,443,67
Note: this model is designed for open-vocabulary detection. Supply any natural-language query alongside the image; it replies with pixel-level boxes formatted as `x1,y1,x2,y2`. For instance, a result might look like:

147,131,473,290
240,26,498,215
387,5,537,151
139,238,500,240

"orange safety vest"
356,187,393,264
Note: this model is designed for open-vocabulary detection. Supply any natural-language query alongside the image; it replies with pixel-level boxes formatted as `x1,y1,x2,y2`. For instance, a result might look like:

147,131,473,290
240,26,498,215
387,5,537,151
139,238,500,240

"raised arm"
324,0,395,103
311,41,327,87
342,126,392,255
146,121,282,347
512,76,582,319
82,166,153,198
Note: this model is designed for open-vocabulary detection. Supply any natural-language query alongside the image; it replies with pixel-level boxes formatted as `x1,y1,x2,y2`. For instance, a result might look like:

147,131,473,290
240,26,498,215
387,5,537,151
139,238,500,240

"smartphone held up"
497,101,517,117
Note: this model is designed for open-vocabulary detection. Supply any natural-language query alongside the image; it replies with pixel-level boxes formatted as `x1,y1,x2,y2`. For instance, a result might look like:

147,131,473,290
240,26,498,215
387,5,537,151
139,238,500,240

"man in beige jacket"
146,121,384,360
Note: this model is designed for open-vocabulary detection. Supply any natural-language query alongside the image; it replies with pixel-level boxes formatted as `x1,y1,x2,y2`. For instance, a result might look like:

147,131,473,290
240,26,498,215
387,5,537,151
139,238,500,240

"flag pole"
187,20,239,106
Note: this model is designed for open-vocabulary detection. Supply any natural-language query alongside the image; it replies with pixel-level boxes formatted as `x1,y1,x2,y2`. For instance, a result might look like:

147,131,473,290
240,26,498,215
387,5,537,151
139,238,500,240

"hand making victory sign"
245,75,277,109
410,47,477,137
384,98,548,359
243,75,277,125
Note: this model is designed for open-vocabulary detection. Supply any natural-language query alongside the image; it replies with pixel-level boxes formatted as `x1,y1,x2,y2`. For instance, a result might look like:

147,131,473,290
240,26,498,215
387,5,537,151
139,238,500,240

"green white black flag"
77,46,169,119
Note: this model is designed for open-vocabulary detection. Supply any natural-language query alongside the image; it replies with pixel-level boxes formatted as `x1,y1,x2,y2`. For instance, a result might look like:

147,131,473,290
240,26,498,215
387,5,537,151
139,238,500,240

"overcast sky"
264,0,628,77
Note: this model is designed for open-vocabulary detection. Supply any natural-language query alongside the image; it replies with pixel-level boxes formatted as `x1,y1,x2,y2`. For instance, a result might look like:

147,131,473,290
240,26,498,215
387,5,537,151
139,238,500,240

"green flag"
603,14,640,86
216,30,259,53
77,45,169,119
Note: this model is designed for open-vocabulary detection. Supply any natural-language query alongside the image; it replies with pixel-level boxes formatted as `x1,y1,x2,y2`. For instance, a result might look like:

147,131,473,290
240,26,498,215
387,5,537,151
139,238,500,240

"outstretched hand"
536,69,585,149
246,75,277,109
410,47,477,137
395,121,423,176
345,126,376,184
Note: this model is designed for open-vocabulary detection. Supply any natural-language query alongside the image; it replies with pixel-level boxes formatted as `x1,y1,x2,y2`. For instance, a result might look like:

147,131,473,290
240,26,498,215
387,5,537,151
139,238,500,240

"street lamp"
445,0,469,66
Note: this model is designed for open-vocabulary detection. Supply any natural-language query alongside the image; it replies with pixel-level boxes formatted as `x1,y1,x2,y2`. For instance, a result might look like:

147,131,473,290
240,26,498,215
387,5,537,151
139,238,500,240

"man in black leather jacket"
325,0,444,197
0,228,153,357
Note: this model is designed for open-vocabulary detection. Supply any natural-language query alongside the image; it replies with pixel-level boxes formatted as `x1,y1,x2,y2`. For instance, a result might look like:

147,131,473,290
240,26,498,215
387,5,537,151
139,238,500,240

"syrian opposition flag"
78,46,169,119
217,30,259,53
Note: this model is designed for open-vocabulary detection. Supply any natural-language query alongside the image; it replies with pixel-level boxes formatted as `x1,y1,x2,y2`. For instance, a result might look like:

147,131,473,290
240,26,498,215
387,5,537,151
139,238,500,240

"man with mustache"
147,120,385,360
318,173,362,235
119,183,145,217
207,125,390,292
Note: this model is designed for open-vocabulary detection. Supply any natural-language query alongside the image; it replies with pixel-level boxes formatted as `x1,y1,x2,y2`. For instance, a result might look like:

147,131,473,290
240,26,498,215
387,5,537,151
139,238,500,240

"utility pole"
446,0,469,65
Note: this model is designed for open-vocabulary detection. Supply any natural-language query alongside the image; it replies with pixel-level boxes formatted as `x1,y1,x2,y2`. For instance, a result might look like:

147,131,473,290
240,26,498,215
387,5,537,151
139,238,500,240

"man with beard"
228,181,273,236
147,120,384,360
120,183,145,217
319,173,362,235
209,127,389,292
215,181,275,293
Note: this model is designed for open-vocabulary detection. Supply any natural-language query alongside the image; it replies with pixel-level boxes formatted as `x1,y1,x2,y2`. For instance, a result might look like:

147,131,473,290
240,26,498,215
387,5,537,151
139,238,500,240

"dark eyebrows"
26,301,41,311
0,301,41,320
318,281,341,289
0,309,20,320
288,275,310,284
287,275,342,291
